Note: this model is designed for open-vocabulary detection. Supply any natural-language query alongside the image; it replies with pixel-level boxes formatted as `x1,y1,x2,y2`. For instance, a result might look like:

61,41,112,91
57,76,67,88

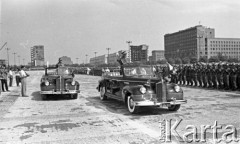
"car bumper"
40,90,80,95
134,99,187,106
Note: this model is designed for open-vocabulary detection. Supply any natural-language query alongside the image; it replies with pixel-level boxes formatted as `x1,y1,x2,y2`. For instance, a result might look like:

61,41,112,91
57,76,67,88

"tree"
190,57,198,64
175,58,182,64
208,56,220,63
182,57,190,64
228,57,238,63
157,59,167,64
199,56,208,63
167,58,175,65
217,53,228,62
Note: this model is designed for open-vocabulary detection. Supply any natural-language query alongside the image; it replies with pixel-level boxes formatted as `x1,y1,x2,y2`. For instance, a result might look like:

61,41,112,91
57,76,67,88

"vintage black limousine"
97,66,187,114
40,66,80,100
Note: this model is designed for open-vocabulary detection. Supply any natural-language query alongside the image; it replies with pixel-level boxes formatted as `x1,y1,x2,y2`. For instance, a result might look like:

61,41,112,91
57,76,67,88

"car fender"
122,85,143,104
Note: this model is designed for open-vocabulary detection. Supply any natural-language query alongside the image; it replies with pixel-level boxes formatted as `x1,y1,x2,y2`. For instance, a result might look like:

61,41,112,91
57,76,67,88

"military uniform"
206,66,213,88
192,66,198,86
223,65,230,90
229,65,237,91
216,66,223,89
197,66,202,87
211,66,218,89
202,66,208,88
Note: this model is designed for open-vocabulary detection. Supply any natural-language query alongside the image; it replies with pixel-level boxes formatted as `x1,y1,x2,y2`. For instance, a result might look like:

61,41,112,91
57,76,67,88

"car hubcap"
129,98,134,109
100,87,105,97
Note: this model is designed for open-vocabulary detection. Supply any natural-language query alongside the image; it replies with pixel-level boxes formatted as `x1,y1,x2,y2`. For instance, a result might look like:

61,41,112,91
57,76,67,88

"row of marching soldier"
169,63,240,91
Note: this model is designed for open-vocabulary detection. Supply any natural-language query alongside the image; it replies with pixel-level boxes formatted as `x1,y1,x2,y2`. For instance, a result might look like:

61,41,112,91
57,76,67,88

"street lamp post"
197,36,203,61
13,52,16,67
76,58,79,65
6,47,10,68
18,55,20,66
94,52,97,66
23,58,25,66
106,48,111,66
85,54,88,65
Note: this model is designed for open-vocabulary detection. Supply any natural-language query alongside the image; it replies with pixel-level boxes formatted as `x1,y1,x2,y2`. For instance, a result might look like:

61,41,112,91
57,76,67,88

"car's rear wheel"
41,94,47,100
100,86,107,100
168,104,181,111
127,96,139,114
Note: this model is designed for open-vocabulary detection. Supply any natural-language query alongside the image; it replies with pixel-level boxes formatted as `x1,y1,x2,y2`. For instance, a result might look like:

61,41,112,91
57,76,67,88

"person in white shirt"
15,68,21,87
8,67,13,87
19,66,29,97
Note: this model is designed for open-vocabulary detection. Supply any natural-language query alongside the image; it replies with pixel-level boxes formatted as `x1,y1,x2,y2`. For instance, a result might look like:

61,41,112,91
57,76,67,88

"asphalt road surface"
0,71,240,144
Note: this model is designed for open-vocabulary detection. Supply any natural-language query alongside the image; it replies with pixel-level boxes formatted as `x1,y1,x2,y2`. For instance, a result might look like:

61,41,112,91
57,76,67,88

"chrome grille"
156,81,167,102
156,82,162,102
56,77,65,91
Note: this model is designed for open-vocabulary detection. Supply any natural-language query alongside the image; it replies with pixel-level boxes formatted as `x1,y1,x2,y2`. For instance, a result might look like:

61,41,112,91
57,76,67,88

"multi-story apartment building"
152,50,165,62
164,25,215,60
206,38,240,59
31,45,44,66
89,54,107,66
130,44,148,62
165,25,240,60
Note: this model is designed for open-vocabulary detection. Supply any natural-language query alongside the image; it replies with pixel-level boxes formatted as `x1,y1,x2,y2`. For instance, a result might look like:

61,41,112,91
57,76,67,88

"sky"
0,0,240,65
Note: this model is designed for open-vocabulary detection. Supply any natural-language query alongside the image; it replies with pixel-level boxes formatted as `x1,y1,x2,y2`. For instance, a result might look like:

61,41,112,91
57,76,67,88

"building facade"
130,44,148,62
152,50,165,62
0,59,6,65
206,38,240,59
90,54,107,66
164,25,215,60
31,45,44,66
59,56,73,65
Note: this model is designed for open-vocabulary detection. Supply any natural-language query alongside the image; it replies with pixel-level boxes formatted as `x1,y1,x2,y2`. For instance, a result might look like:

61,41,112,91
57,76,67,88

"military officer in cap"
223,64,230,90
216,64,224,89
197,64,203,87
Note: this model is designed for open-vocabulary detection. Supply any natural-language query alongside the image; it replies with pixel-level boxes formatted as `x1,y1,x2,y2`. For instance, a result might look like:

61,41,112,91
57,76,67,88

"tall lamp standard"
22,58,25,66
196,35,203,61
13,52,17,67
76,58,79,65
85,54,88,65
6,47,10,68
126,41,132,62
18,55,21,66
106,48,111,66
94,52,97,66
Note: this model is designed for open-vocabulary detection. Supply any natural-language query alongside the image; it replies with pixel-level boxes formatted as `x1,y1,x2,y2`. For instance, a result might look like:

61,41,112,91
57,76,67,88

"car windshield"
57,67,70,75
124,66,154,76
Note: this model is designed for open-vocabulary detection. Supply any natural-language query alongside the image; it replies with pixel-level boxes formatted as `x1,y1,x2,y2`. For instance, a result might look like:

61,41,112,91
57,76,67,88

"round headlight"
71,81,76,85
140,86,147,94
45,81,50,86
174,85,180,92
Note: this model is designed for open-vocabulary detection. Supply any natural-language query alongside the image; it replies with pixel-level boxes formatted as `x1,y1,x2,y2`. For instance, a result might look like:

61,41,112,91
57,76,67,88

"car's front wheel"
41,94,47,100
127,96,139,114
168,104,181,111
100,86,107,100
71,94,78,99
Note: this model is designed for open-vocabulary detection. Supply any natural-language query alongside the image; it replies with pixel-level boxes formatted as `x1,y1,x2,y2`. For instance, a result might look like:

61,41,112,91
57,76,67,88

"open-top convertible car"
40,66,80,100
97,53,186,113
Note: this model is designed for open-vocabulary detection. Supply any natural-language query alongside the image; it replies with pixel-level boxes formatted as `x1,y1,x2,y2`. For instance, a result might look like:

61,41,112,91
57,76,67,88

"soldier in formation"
169,63,240,91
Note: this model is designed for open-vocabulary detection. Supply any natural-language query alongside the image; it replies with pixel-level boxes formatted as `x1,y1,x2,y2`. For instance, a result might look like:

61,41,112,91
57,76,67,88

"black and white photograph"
0,0,240,143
